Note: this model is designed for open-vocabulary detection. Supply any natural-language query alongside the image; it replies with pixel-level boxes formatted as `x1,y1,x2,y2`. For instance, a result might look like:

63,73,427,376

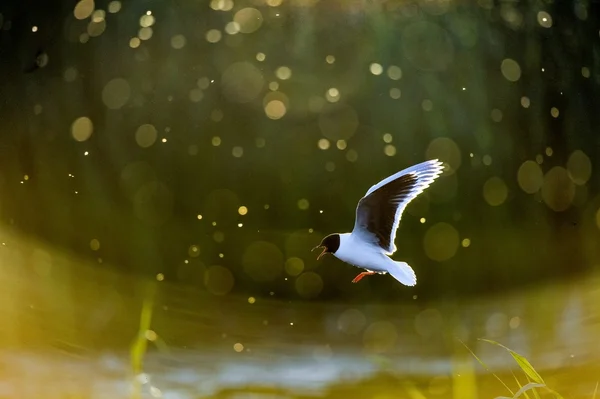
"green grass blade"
593,382,599,399
479,339,545,385
511,383,546,399
511,371,532,399
459,339,514,396
526,375,541,399
130,281,157,399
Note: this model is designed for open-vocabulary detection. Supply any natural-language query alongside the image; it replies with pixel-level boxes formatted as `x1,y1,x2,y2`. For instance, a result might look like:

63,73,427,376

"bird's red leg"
352,271,376,283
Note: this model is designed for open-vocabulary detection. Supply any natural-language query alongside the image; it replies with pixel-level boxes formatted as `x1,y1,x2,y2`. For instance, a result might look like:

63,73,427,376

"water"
1,235,599,398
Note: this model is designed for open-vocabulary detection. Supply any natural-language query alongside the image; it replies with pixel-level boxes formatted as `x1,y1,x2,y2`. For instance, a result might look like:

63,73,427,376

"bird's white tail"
388,261,417,286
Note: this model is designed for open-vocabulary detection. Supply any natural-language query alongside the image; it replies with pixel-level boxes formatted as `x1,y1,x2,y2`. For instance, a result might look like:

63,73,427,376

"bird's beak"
312,245,327,261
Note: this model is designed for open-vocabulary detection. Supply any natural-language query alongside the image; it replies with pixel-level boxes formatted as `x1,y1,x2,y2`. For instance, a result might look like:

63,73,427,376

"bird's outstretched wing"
352,159,444,254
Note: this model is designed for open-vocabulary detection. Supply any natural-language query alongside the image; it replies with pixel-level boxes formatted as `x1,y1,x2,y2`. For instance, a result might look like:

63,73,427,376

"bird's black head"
312,234,341,260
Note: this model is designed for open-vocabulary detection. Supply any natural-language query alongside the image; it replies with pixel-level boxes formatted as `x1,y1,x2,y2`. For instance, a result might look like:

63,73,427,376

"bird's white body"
314,159,444,286
334,233,417,286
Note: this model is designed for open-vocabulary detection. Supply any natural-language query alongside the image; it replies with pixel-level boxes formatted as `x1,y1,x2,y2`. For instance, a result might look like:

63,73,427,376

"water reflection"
1,234,599,398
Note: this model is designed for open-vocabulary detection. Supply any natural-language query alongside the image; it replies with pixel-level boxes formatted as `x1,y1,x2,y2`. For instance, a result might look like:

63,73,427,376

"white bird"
312,159,444,285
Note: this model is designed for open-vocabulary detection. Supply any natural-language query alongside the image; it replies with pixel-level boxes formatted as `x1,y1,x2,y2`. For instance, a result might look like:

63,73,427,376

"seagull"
312,159,444,285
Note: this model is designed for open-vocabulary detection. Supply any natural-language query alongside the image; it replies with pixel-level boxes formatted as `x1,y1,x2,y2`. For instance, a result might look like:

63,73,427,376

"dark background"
1,0,599,304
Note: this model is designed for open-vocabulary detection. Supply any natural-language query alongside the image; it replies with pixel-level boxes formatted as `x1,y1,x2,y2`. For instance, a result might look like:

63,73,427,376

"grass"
130,281,157,399
462,338,567,399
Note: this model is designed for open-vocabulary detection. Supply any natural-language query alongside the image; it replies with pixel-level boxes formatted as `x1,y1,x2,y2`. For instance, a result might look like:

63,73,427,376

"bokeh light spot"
500,58,521,82
483,177,508,206
205,265,234,295
384,145,396,156
425,137,461,175
221,62,264,103
423,222,459,262
74,0,95,20
232,146,244,157
537,11,553,28
90,239,100,251
369,63,383,75
234,8,263,33
135,124,158,148
188,245,200,257
297,199,310,210
71,116,93,142
108,1,121,13
264,100,286,119
275,66,292,80
389,88,401,99
242,241,284,282
102,78,131,110
295,272,323,299
170,34,186,49
491,108,503,122
517,160,544,194
233,343,244,352
567,150,592,185
285,257,304,276
387,65,402,80
318,139,330,150
541,167,575,212
206,29,222,43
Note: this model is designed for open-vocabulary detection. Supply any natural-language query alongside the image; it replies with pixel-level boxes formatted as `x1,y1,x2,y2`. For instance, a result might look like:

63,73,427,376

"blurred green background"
0,0,599,398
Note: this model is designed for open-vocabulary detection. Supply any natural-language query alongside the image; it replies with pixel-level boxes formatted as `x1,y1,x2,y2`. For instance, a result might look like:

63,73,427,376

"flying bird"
313,159,444,286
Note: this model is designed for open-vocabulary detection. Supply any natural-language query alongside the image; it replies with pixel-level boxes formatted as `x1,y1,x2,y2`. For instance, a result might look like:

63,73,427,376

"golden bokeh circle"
285,257,304,276
74,0,95,20
423,222,459,262
242,241,284,282
517,160,543,194
264,100,287,120
483,177,508,206
500,58,521,82
233,8,263,34
295,272,323,299
205,265,234,295
90,239,100,251
566,150,592,186
71,116,93,142
425,137,461,175
221,62,264,104
541,166,575,212
188,245,200,257
102,78,131,110
135,124,158,148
